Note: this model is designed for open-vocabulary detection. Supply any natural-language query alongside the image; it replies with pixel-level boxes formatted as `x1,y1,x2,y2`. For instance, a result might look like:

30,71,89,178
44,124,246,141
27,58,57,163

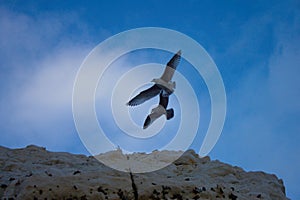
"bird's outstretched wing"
126,85,161,106
160,50,181,82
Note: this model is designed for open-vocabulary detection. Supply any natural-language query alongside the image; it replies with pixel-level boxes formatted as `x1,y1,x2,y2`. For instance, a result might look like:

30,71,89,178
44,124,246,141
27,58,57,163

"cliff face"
0,145,288,200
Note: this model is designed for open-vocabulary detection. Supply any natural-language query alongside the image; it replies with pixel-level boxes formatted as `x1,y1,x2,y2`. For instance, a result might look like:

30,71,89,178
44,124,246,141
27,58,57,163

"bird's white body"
143,105,167,129
151,78,176,93
151,104,167,117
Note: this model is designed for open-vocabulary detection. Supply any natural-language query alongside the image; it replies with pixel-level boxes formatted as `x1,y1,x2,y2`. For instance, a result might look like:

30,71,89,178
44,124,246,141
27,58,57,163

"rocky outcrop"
0,145,288,200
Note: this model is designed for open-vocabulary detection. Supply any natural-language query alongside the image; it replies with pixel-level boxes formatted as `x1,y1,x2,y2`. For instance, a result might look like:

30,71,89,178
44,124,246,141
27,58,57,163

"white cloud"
0,6,93,150
16,48,88,121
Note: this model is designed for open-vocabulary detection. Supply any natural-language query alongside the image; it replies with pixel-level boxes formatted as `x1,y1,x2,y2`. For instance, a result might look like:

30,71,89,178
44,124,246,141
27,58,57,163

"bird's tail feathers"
166,109,174,120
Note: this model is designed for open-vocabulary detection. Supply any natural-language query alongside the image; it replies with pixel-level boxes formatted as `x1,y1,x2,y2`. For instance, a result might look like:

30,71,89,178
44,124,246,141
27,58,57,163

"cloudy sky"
0,0,299,198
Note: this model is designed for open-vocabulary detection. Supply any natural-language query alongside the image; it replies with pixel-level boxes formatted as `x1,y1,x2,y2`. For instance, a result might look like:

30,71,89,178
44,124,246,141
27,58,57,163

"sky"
0,0,299,198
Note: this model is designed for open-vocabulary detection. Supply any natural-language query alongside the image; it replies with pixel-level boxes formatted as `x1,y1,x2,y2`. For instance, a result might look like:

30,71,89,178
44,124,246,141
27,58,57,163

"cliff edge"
0,145,288,200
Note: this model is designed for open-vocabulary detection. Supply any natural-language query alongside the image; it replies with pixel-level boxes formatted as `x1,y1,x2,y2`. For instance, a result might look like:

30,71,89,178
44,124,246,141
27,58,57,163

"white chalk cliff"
0,145,288,200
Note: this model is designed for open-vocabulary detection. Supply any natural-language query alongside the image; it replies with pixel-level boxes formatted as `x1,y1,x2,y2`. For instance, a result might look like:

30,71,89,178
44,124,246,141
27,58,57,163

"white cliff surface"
0,145,288,200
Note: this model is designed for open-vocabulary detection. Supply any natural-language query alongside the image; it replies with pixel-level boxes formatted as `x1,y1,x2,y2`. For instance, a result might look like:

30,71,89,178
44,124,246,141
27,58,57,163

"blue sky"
0,0,299,198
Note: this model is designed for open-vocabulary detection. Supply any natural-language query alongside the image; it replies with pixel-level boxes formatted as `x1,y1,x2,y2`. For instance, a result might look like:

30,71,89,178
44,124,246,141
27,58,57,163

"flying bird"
143,92,174,129
126,50,181,106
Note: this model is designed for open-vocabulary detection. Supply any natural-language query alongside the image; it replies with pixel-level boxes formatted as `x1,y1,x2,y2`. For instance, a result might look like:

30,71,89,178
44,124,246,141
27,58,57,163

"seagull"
143,92,174,129
126,50,181,106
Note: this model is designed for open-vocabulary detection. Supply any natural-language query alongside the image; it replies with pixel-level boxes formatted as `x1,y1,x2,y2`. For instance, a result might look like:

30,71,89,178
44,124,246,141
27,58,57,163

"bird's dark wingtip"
143,116,151,129
176,50,181,55
126,102,135,106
